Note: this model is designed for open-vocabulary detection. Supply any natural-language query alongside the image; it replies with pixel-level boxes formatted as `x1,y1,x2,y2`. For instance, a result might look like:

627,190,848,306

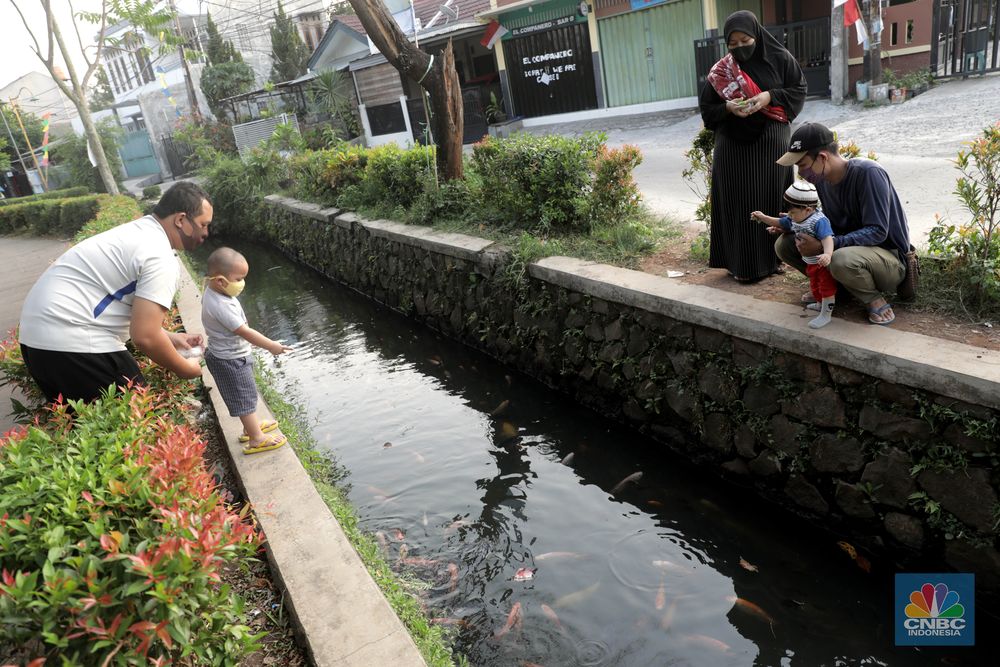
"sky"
0,0,332,90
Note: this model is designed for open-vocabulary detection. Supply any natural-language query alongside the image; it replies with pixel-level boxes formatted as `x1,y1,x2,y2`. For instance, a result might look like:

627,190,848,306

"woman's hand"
744,91,772,114
726,99,752,118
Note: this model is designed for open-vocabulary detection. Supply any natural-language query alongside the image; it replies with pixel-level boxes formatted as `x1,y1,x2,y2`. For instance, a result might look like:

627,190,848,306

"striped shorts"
205,351,259,417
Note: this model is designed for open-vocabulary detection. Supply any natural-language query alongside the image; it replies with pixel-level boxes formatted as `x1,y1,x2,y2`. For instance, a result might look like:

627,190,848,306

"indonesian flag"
835,0,868,46
480,19,508,50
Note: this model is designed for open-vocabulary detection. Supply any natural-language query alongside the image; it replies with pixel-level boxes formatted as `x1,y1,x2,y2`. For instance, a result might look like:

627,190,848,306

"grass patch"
905,256,1000,324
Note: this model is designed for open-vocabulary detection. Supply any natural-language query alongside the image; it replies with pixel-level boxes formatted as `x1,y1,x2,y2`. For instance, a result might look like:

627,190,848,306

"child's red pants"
807,264,837,301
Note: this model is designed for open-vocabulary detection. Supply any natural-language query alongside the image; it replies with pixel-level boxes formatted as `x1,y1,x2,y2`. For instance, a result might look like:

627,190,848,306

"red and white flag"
835,0,868,46
480,19,508,50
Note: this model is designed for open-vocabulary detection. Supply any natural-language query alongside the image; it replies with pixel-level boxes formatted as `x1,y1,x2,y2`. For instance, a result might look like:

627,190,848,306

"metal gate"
503,22,598,118
932,0,1000,77
119,129,159,178
599,0,704,107
694,17,831,97
161,135,194,179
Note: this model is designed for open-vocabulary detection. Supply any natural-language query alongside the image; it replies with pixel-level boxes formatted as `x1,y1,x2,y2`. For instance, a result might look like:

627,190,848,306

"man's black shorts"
20,344,144,404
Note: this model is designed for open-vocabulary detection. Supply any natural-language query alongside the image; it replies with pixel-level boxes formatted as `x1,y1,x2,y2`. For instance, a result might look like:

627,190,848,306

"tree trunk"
347,0,464,180
49,11,120,195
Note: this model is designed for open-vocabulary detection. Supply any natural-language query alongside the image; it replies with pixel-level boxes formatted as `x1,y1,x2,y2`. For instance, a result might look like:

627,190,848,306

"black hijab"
701,11,806,142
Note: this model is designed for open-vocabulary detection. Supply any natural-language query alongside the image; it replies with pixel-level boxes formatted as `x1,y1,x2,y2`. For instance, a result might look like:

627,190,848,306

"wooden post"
831,0,849,103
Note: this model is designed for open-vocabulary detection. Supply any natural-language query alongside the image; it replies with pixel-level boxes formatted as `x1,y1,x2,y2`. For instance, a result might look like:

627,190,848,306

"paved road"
0,236,67,434
528,72,1000,244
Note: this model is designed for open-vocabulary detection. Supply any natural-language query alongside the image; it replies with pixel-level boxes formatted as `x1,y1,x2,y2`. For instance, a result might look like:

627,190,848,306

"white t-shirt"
19,216,179,353
202,287,251,360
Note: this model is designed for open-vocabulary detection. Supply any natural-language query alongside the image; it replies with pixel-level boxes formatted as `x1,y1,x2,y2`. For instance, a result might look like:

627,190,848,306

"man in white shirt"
18,182,213,402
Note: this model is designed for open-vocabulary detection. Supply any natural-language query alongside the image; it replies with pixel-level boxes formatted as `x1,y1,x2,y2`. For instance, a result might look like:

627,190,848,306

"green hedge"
0,186,90,207
0,195,104,236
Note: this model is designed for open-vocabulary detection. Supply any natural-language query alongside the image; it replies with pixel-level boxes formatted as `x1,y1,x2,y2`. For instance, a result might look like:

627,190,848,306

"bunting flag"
480,20,508,50
155,66,182,118
835,0,868,46
40,112,51,168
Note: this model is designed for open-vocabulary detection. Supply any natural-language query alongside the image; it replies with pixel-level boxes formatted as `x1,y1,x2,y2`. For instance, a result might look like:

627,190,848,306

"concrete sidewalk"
0,236,68,434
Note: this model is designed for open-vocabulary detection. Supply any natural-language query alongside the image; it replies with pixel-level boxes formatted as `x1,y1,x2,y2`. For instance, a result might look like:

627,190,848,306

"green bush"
471,132,604,232
0,195,102,236
201,153,281,236
0,186,90,208
74,196,144,242
142,185,162,200
928,122,1000,312
360,143,435,210
0,381,260,664
50,119,123,193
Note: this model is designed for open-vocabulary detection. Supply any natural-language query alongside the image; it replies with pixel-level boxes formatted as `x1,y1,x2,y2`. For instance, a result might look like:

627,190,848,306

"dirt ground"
641,228,1000,352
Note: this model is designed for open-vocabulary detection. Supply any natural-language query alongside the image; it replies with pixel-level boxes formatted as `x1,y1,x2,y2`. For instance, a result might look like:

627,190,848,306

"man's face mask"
799,154,827,185
210,275,246,297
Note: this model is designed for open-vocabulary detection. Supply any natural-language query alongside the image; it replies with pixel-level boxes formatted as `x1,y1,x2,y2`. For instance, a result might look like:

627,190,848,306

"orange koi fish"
392,528,405,541
655,576,666,610
401,557,440,567
728,596,776,637
513,567,535,581
540,603,562,630
660,600,678,631
494,601,522,639
448,562,459,592
683,634,731,653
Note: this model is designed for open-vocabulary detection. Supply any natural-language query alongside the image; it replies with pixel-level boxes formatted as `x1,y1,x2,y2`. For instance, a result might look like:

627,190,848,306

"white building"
0,71,77,138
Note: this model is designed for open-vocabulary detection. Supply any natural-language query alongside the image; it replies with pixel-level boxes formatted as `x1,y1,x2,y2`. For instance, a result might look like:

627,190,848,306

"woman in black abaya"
699,10,806,282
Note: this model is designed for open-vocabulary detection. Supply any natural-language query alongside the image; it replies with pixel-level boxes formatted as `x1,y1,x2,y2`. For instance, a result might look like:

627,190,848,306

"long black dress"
698,11,806,281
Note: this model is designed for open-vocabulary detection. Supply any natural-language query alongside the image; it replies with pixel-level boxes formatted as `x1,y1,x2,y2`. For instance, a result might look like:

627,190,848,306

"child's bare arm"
233,324,294,355
817,235,834,267
750,211,783,228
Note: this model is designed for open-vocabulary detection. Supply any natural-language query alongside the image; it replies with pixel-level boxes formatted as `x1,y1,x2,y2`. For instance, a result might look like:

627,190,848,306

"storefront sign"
510,14,575,37
503,21,597,118
520,49,577,85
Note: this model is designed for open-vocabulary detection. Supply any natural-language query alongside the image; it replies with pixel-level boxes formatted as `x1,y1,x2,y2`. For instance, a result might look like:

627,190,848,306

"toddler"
751,181,836,329
202,247,292,453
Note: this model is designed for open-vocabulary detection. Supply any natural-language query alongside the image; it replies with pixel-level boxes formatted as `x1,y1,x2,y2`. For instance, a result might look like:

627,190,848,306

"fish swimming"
683,634,731,652
561,452,575,465
540,604,562,630
490,399,510,416
554,582,600,609
513,567,535,581
535,551,582,562
448,563,459,592
655,576,666,610
494,601,523,639
660,600,677,631
610,471,643,494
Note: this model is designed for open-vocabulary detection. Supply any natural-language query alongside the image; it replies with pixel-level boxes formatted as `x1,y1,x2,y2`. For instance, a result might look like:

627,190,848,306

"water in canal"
192,240,996,666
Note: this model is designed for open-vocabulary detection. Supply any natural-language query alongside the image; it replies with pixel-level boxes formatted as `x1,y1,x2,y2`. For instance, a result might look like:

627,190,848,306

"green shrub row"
204,132,645,237
0,186,90,207
0,195,102,236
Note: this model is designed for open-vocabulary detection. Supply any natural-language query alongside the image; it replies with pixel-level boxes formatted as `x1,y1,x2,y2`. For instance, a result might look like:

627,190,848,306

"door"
503,22,598,118
599,0,705,107
119,129,159,178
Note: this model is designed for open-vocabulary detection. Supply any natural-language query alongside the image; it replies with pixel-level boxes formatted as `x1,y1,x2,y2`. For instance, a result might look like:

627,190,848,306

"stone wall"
256,195,1000,592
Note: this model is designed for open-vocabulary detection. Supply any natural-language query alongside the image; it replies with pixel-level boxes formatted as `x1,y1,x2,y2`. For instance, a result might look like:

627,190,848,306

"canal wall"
254,194,1000,592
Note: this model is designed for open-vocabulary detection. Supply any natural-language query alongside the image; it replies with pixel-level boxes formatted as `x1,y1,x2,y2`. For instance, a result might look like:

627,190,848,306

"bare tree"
9,0,179,195
347,0,464,180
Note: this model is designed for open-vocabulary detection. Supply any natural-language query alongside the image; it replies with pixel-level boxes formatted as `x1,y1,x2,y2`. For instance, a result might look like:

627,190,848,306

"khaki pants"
774,233,905,305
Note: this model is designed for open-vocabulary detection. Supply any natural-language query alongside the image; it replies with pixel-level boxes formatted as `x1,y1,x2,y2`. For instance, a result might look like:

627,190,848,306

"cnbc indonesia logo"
896,575,974,646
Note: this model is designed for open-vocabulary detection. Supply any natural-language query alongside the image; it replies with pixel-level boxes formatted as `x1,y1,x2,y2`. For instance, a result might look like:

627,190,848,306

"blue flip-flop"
868,302,895,325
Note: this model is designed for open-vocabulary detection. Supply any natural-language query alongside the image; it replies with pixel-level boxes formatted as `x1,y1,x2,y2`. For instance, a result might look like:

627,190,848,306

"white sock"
809,298,835,328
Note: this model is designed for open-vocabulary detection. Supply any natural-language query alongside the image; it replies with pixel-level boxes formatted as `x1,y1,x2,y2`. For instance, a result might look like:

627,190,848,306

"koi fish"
494,601,522,639
683,634,731,653
610,471,642,494
368,485,393,498
660,600,677,631
739,557,759,573
428,356,443,366
401,557,440,567
398,543,409,561
655,576,666,610
554,582,600,609
430,617,469,627
490,399,510,416
448,563,459,592
513,567,535,581
561,452,575,465
652,559,686,574
410,450,426,464
421,512,429,527
522,662,544,667
498,421,518,441
540,603,562,630
392,528,405,541
444,519,469,535
728,596,776,636
535,551,582,562
647,499,664,508
374,531,387,548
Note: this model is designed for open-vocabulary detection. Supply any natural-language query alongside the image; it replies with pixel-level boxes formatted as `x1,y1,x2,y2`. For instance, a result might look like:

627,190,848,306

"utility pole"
167,0,203,122
8,99,46,191
831,0,848,103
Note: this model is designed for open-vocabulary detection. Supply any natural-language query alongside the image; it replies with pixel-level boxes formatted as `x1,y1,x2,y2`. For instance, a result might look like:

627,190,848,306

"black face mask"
730,44,755,62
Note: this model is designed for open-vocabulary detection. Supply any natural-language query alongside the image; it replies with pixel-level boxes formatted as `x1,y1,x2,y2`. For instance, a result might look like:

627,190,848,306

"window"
236,24,251,50
890,22,898,46
106,64,121,94
905,19,914,44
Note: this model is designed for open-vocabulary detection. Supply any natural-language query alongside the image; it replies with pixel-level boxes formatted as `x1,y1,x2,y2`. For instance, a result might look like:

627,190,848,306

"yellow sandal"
239,420,279,443
243,433,287,455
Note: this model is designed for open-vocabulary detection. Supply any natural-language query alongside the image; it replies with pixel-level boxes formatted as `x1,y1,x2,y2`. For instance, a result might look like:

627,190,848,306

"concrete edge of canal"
174,263,429,667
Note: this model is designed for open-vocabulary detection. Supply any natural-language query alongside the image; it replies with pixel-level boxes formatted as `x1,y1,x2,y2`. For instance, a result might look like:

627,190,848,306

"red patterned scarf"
707,53,788,124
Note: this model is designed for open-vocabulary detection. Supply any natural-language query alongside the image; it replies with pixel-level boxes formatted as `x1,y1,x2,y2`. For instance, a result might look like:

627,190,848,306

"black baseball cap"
777,123,837,166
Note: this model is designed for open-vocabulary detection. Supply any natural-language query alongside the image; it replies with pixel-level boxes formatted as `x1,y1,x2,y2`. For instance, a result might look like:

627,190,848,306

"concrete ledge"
174,264,427,667
357,217,496,263
530,256,1000,411
334,211,362,231
264,195,338,223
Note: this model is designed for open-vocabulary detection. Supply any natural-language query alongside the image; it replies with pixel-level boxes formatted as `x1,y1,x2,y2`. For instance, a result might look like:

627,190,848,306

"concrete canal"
192,239,997,666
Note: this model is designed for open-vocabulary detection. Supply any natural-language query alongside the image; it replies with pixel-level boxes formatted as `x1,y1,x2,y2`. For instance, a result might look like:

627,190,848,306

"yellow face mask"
208,275,246,297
